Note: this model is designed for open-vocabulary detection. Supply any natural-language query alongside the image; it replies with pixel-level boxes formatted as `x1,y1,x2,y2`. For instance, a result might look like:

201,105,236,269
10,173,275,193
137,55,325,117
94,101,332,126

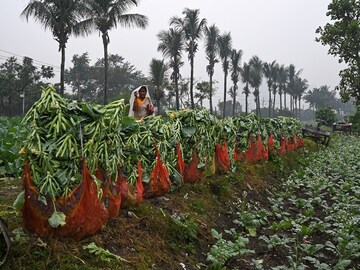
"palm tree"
271,66,279,115
249,56,263,116
204,24,219,114
80,0,148,104
240,62,251,115
287,64,303,113
230,49,242,116
170,8,207,109
21,0,83,95
149,58,168,114
263,60,277,117
277,64,288,111
293,76,308,118
217,32,232,118
157,28,185,110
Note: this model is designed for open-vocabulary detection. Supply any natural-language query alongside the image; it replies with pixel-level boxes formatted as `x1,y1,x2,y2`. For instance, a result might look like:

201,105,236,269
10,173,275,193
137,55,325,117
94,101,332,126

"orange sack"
96,166,122,219
120,162,143,209
183,151,204,183
176,143,186,177
279,137,287,156
143,148,171,199
22,160,108,241
215,141,230,173
245,137,255,163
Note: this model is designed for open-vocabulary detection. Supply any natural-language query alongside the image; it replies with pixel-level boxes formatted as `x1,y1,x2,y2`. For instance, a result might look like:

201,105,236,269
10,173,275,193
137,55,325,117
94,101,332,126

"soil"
0,143,323,270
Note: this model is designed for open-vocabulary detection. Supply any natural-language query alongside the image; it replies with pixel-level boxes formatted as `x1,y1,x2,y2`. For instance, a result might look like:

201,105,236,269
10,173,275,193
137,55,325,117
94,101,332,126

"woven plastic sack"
254,135,264,162
22,160,108,241
215,141,230,173
245,137,256,163
96,166,122,219
297,137,304,148
268,133,274,148
183,151,204,183
120,162,143,209
262,141,269,161
143,147,171,199
176,143,186,177
205,154,216,176
279,137,287,156
287,133,296,152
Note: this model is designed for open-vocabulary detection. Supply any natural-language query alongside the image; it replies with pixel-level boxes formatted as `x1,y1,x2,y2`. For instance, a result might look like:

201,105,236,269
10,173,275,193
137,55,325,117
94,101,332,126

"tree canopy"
316,0,360,104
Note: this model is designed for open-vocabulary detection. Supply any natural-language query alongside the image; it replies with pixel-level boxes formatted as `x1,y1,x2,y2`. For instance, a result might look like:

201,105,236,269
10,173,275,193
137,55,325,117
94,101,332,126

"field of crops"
207,134,360,269
1,86,359,269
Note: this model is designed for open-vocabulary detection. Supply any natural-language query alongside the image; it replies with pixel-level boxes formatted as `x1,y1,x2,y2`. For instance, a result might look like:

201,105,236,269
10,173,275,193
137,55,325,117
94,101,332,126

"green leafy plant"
83,242,129,263
315,106,337,127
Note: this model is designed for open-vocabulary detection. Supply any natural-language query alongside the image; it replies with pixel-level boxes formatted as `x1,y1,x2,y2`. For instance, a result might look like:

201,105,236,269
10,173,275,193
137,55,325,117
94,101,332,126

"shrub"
349,106,360,133
315,106,337,127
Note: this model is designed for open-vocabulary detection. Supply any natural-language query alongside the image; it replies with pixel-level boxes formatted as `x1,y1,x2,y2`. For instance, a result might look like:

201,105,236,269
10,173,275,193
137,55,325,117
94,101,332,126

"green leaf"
334,259,351,270
48,211,66,228
13,191,25,210
211,228,222,240
182,127,196,138
247,227,257,237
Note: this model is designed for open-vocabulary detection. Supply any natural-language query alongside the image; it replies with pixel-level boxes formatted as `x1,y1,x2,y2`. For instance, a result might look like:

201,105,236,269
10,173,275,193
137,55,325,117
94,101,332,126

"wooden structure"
332,122,352,135
302,125,331,146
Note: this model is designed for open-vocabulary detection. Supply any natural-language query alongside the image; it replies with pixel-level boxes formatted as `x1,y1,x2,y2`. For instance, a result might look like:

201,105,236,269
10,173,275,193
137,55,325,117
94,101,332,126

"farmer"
129,85,154,119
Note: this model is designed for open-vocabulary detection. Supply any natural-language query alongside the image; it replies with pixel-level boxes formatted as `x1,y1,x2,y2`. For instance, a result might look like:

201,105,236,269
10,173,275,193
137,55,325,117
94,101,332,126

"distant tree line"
0,0,358,119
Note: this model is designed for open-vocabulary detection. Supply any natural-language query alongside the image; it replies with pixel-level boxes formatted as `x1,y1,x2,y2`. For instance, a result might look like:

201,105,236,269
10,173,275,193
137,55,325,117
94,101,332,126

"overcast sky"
1,0,344,110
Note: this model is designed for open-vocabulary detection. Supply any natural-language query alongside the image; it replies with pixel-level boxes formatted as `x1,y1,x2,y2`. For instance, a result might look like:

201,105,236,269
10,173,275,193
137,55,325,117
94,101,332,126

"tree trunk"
284,91,287,110
279,92,283,111
232,85,236,117
245,93,248,115
273,91,276,116
60,46,66,95
175,72,180,110
8,95,12,117
268,86,272,118
245,85,249,115
222,70,228,118
190,53,194,109
102,33,109,105
257,91,260,115
209,74,213,114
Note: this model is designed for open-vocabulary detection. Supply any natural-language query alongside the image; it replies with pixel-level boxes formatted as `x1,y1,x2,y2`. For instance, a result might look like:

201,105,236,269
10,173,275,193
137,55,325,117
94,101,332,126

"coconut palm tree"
230,49,242,116
293,76,308,118
21,0,84,95
217,32,232,118
204,24,219,114
277,64,288,111
149,58,168,114
80,0,148,104
263,60,277,117
240,62,251,115
287,64,303,113
249,56,263,116
170,8,207,109
271,67,279,115
157,28,185,110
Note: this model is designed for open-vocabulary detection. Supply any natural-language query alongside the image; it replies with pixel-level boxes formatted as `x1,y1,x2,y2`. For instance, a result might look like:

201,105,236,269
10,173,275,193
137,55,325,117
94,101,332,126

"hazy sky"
1,0,344,110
